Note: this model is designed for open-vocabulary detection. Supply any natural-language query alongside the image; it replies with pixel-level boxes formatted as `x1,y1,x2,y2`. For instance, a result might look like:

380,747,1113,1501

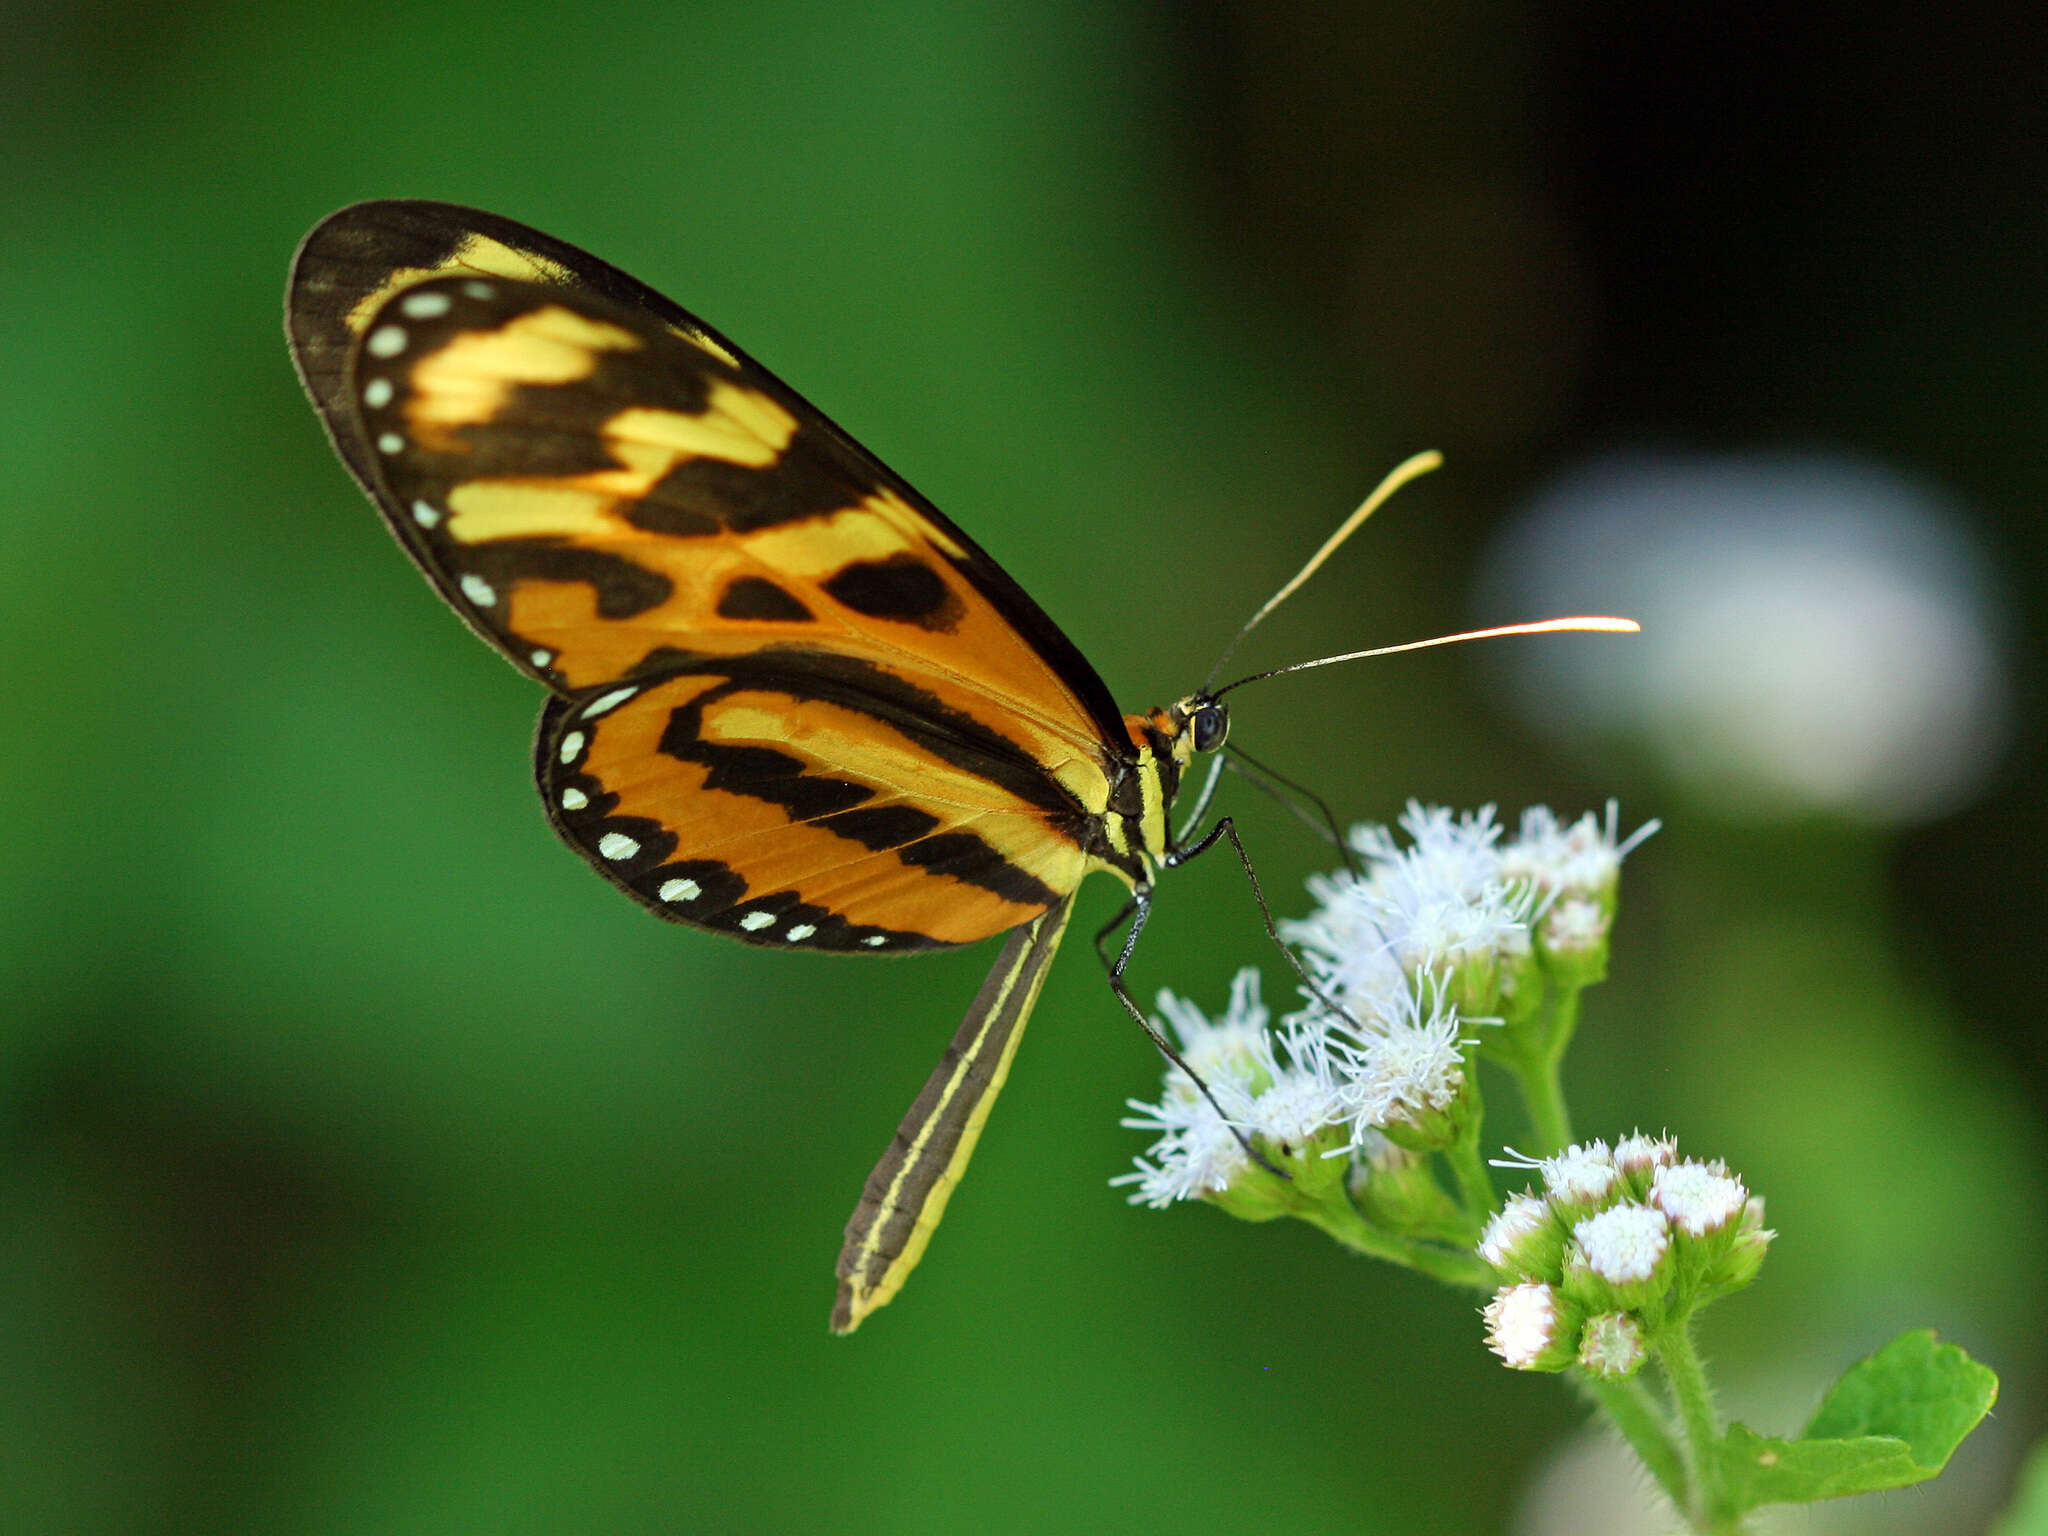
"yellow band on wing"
831,894,1077,1333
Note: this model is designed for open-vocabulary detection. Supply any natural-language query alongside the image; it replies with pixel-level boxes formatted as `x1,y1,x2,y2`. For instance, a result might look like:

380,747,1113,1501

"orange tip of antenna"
1528,615,1640,634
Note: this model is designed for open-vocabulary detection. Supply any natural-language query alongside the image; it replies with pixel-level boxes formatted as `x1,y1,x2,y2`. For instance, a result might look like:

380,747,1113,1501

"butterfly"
286,201,1630,1332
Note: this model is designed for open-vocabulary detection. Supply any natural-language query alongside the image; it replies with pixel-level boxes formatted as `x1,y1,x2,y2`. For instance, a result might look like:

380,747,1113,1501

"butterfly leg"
1222,746,1363,876
1170,750,1229,849
1164,816,1366,1034
1093,884,1286,1179
1092,894,1140,972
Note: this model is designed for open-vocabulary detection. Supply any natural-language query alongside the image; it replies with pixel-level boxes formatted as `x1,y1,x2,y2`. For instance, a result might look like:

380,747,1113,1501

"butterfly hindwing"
537,656,1094,950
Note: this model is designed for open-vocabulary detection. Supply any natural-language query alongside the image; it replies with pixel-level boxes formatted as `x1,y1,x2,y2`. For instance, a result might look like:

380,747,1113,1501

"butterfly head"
1130,695,1229,771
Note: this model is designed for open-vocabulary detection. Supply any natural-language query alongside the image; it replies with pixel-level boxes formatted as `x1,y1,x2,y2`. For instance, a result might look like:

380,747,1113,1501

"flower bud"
1649,1158,1748,1239
1536,897,1611,989
1200,1158,1296,1224
1251,1117,1352,1205
1649,1158,1752,1298
1702,1195,1774,1296
1538,1140,1621,1224
1576,1312,1648,1379
1564,1201,1672,1315
1354,1137,1467,1237
1478,1191,1565,1280
1484,1282,1583,1372
1612,1131,1678,1188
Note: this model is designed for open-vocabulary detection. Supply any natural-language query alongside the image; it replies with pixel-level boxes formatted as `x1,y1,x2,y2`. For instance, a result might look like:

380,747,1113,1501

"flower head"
1499,801,1658,901
1285,804,1536,1021
1479,1191,1558,1278
1478,1136,1769,1354
1154,966,1272,1097
1650,1159,1749,1238
1577,1312,1648,1379
1115,1079,1256,1210
1484,1281,1581,1371
1321,975,1471,1151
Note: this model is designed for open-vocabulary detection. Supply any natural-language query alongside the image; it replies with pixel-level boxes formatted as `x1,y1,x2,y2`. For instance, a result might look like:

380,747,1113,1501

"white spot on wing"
659,878,700,903
530,649,552,668
362,377,393,408
598,831,640,861
786,923,816,942
401,290,452,319
366,324,407,358
411,500,441,528
582,687,637,718
462,280,495,299
863,934,888,947
738,912,775,932
557,731,585,764
458,574,497,607
560,787,588,811
376,432,404,455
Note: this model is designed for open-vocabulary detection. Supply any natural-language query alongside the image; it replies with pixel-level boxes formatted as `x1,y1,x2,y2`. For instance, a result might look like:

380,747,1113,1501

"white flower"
1115,1079,1256,1208
1501,803,1656,899
1651,1160,1749,1237
1484,1281,1569,1369
1574,1202,1670,1284
1352,802,1509,899
1324,978,1467,1145
1118,973,1351,1203
1612,1131,1678,1177
1493,1140,1620,1208
1284,803,1537,1019
1243,1018,1347,1151
1542,897,1608,952
1153,966,1270,1096
1479,1192,1551,1271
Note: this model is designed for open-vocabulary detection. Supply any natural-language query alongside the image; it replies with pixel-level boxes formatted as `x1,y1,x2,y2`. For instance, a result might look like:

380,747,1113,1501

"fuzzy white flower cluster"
1287,804,1534,1014
1478,1135,1773,1376
1118,803,1652,1208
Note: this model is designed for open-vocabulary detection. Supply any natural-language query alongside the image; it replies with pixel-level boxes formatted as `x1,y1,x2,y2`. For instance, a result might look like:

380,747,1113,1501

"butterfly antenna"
1212,615,1640,699
1201,450,1445,692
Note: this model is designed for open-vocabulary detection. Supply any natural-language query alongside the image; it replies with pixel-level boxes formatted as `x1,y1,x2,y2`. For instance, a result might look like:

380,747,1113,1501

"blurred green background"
6,3,2044,1532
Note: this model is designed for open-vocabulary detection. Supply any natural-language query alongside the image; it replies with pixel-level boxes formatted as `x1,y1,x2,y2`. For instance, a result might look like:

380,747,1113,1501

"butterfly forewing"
288,199,743,500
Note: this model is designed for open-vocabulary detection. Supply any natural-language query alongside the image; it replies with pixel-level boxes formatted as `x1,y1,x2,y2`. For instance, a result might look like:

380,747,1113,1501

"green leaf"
1719,1330,1997,1509
1988,1438,2048,1536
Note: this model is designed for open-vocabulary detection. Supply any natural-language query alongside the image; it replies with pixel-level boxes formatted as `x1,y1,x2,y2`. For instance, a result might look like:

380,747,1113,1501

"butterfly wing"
288,199,742,507
286,201,1125,739
285,204,1135,950
537,654,1092,951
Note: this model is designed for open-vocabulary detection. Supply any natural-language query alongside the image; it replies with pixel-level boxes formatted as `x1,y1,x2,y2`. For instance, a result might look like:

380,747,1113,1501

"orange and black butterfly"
286,201,1627,1331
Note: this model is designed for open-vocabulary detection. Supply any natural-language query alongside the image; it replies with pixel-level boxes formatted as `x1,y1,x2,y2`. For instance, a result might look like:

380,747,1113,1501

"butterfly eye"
1190,702,1228,753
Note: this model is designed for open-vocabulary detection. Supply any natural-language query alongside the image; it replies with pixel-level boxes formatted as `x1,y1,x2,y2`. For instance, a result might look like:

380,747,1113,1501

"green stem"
1494,981,1579,1155
1542,977,1584,1065
1657,1319,1744,1534
1577,1374,1688,1513
1444,1134,1496,1226
1438,1066,1495,1226
1515,1050,1574,1155
1296,1201,1495,1290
